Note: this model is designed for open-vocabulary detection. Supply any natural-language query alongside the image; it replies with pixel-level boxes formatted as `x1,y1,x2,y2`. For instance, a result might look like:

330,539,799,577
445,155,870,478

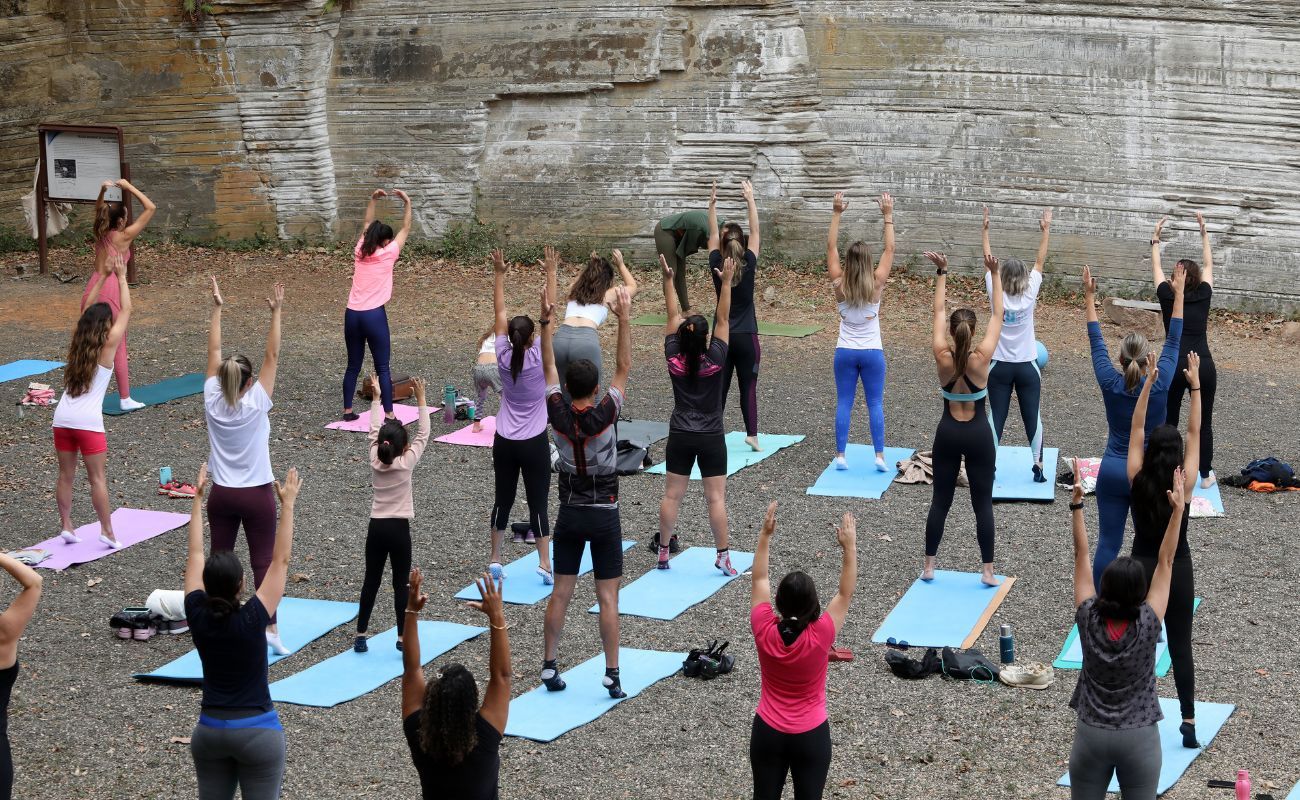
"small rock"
763,286,778,305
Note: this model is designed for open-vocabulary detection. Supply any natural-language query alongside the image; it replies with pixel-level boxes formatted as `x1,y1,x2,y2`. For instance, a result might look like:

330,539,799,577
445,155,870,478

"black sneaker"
354,635,368,653
647,534,679,554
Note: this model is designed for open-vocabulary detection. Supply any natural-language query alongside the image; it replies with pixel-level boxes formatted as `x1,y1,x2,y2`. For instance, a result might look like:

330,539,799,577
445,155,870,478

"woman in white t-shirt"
204,276,289,653
983,206,1052,482
53,254,133,548
826,192,894,472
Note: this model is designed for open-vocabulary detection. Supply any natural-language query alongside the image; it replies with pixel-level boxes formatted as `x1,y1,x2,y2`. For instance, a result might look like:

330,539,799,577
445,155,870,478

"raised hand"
367,373,381,396
741,179,754,203
1145,351,1158,385
407,567,429,613
1071,457,1084,506
611,248,624,269
1082,265,1097,299
371,189,387,200
540,285,555,321
611,285,631,320
659,253,673,282
1152,216,1167,244
984,252,999,273
267,282,285,311
393,189,410,204
1195,211,1207,235
760,501,778,539
1167,467,1186,511
1172,261,1186,294
196,463,209,497
715,256,736,286
923,251,948,270
836,512,857,549
833,192,848,214
109,253,127,276
709,180,717,207
878,192,893,216
210,276,224,306
1040,208,1053,231
465,571,503,620
534,244,558,275
274,467,301,505
491,248,507,275
982,206,990,231
411,376,427,405
1184,351,1201,390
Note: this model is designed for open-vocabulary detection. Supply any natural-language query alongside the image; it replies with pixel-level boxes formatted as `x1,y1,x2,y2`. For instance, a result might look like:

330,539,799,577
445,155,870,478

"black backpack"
1242,457,1295,484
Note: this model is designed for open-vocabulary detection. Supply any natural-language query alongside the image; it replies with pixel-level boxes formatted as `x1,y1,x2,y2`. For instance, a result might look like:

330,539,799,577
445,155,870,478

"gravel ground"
0,244,1297,799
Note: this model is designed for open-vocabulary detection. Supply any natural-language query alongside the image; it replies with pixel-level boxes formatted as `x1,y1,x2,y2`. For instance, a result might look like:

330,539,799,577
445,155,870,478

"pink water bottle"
1235,769,1251,800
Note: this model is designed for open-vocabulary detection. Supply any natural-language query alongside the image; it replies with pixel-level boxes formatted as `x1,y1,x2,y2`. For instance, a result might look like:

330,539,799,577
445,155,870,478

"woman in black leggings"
1152,214,1217,488
921,251,1004,586
487,248,552,584
1128,346,1204,748
0,554,42,800
708,179,764,451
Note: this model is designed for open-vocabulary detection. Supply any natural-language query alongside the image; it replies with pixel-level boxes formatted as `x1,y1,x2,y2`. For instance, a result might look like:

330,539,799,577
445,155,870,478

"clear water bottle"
999,624,1015,664
443,385,456,424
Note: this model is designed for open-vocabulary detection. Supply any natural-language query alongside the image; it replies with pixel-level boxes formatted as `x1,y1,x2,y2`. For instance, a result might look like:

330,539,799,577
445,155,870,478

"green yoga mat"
629,314,822,338
104,373,206,415
1053,597,1202,676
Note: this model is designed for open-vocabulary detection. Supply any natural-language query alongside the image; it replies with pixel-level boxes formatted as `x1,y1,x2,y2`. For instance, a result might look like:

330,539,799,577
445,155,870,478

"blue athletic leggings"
1092,453,1131,589
833,347,886,454
987,359,1043,465
343,306,393,412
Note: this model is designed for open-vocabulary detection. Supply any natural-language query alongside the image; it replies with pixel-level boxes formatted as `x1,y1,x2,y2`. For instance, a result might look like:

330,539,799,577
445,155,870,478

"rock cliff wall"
2,1,1297,308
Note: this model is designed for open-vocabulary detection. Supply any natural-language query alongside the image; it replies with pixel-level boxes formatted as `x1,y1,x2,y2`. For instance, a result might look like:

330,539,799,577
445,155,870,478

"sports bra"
565,300,609,327
940,374,987,403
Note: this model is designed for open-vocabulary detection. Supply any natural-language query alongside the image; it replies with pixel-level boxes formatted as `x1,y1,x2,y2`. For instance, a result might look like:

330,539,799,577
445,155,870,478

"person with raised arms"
551,248,638,403
0,553,43,800
709,179,764,451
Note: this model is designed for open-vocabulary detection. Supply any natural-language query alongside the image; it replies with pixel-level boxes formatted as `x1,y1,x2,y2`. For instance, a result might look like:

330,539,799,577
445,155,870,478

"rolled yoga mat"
103,372,206,415
806,445,916,500
644,432,804,480
29,508,190,571
1053,598,1202,677
992,446,1060,502
0,359,63,384
871,570,1016,649
454,540,637,606
629,314,822,338
593,546,755,620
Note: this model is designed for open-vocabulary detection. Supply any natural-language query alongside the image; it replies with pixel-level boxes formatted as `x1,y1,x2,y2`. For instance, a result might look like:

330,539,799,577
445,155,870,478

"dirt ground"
0,242,1297,799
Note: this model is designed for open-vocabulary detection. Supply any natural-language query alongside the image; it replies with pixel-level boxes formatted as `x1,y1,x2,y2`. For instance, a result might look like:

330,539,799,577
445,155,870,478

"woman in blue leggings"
341,188,412,422
826,191,894,471
1083,264,1183,588
983,206,1052,482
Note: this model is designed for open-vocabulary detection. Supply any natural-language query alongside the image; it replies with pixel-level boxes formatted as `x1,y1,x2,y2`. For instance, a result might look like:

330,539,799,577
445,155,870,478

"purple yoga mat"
32,508,191,570
324,403,431,432
434,416,496,447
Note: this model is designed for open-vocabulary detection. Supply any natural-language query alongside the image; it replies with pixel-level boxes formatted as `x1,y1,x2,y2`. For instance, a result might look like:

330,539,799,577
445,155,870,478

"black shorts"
553,505,623,580
664,430,727,478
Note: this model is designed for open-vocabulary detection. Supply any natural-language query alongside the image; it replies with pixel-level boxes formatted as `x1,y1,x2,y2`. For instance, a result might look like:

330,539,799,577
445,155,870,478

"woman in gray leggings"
184,465,301,800
1066,457,1184,800
551,250,638,401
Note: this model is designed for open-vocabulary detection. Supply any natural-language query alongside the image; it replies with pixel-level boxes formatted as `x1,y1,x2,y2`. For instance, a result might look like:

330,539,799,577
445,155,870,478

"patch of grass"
432,220,499,262
0,224,88,254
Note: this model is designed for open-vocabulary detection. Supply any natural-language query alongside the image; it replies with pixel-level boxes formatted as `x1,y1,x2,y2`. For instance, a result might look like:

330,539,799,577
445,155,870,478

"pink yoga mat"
32,508,191,571
325,404,432,432
435,416,496,447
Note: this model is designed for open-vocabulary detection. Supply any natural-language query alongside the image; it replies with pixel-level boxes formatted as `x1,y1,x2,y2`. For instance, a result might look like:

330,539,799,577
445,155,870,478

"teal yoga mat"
269,621,485,707
593,546,754,620
104,372,205,415
504,649,683,742
1052,598,1202,677
806,445,915,500
871,570,1015,649
0,359,63,383
135,597,358,682
1288,782,1300,800
629,314,822,338
993,446,1059,502
1057,698,1235,794
454,540,636,606
644,432,804,479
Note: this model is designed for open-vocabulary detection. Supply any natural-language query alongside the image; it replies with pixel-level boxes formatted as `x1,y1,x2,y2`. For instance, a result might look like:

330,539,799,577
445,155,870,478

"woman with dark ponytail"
656,254,738,574
354,375,429,653
552,248,638,402
921,251,1003,585
85,179,154,412
708,179,764,451
341,188,412,422
486,250,552,584
1067,457,1183,799
185,464,301,800
402,568,509,800
749,502,857,800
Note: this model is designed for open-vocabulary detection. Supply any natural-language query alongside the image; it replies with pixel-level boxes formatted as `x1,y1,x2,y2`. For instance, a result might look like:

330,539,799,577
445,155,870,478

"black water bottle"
999,624,1015,664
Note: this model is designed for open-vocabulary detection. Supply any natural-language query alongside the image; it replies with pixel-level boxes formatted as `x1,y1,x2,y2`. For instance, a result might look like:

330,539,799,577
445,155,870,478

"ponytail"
360,220,395,258
93,200,127,244
1119,333,1150,393
506,316,535,382
948,309,977,379
774,571,821,644
721,223,748,287
677,315,709,384
201,551,244,622
219,355,254,407
376,418,409,466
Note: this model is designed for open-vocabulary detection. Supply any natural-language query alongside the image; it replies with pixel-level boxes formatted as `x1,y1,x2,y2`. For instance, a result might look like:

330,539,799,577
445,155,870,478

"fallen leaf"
877,534,893,542
168,736,191,745
291,573,311,583
86,578,102,588
1256,668,1270,677
890,708,905,718
839,779,857,787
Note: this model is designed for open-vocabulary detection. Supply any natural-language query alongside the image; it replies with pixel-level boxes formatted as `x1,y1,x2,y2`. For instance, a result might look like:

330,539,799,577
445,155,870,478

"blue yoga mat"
1054,598,1203,676
0,359,63,384
1058,698,1235,794
504,648,683,742
993,446,1059,501
454,540,637,606
104,372,206,415
806,445,915,500
644,432,804,479
594,546,754,620
1287,782,1300,800
1191,480,1225,516
871,570,1015,649
269,621,486,707
135,597,358,682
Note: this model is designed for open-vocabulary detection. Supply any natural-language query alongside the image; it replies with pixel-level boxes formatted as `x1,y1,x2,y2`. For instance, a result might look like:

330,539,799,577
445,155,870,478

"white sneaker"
118,397,146,412
999,661,1054,690
99,534,122,549
266,631,290,656
834,456,849,471
488,562,506,582
60,530,81,544
875,455,888,473
536,567,554,586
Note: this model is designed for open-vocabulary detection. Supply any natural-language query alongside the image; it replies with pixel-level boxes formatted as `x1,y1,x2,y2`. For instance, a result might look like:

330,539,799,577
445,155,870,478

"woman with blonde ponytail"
203,276,291,655
708,179,764,451
1084,263,1184,588
921,250,1004,586
84,179,155,412
53,253,133,548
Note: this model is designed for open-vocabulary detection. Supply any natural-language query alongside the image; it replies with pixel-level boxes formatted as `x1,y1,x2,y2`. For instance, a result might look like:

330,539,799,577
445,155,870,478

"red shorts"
53,427,108,456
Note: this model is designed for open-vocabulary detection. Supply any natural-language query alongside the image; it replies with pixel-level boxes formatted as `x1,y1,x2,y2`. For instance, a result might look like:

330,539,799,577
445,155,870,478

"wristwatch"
935,268,948,276
1069,501,1085,511
539,318,551,326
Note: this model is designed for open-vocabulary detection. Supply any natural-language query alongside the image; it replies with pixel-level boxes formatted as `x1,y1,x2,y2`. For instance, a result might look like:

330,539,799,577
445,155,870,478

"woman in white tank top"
827,192,895,472
552,250,639,401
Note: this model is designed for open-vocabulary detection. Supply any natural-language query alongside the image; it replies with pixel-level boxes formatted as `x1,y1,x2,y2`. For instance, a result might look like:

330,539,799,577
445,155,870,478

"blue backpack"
1242,458,1295,484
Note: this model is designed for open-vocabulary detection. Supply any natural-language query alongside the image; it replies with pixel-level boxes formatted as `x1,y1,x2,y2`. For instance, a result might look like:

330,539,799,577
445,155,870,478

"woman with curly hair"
552,248,638,403
53,253,132,547
401,568,509,800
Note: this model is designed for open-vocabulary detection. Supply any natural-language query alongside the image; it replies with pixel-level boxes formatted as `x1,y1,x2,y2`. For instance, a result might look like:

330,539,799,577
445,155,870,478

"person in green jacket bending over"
655,208,713,312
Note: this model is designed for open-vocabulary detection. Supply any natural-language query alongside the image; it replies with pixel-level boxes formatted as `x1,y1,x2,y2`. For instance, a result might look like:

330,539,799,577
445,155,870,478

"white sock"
61,530,81,544
875,455,888,472
266,631,290,656
119,397,146,411
834,455,849,470
99,533,121,549
536,566,554,586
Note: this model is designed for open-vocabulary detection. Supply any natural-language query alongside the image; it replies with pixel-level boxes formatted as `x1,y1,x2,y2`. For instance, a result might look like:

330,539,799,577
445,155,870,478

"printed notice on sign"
44,130,122,202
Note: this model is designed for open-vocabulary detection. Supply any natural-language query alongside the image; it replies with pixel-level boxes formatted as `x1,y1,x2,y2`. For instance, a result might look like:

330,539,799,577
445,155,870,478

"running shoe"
158,480,180,496
167,482,197,499
488,562,506,582
354,635,368,654
834,455,849,471
524,529,537,544
657,546,671,570
647,534,679,555
715,550,738,577
998,661,1054,691
511,529,526,544
132,616,157,641
536,567,554,586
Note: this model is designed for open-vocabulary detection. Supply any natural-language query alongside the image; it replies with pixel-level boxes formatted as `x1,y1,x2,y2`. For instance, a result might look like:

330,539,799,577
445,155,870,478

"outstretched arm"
981,205,992,260
184,465,209,594
469,573,511,734
492,250,509,336
401,568,429,718
926,252,949,362
392,189,413,249
706,181,720,251
712,257,734,345
976,254,1004,359
1033,208,1052,273
102,256,132,361
254,468,300,619
1181,352,1202,491
1150,217,1167,288
827,193,845,295
742,179,760,257
875,192,895,286
1127,353,1156,483
258,283,284,396
1069,464,1095,609
540,283,558,388
1145,468,1186,621
825,512,857,631
1197,212,1213,287
1084,267,1120,389
363,189,384,231
0,553,43,653
116,180,156,241
206,277,224,378
607,249,638,301
750,502,776,608
661,255,683,334
609,287,632,394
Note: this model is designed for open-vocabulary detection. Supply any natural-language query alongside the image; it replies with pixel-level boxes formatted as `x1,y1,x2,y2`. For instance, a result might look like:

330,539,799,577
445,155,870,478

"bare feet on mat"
745,435,762,452
921,556,936,582
981,565,1001,587
1201,471,1216,489
472,420,483,433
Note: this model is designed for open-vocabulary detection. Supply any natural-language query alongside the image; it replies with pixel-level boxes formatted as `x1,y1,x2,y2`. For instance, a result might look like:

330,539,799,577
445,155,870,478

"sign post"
36,124,135,281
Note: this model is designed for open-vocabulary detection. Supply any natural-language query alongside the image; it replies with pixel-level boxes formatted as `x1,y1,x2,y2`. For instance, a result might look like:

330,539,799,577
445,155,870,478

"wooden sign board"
36,124,132,277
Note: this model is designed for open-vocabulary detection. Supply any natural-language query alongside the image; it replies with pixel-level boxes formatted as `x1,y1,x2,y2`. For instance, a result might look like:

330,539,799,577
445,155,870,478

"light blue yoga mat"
1287,781,1300,800
454,540,637,606
1053,598,1203,676
806,445,915,500
0,359,63,384
993,446,1059,501
1058,698,1235,794
269,621,486,707
504,648,683,742
1191,480,1225,516
644,432,804,479
104,372,205,415
871,570,1015,649
593,546,755,620
135,597,358,682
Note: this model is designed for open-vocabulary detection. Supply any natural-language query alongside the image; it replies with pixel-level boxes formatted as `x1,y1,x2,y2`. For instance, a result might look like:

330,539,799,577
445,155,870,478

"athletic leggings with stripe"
491,431,551,537
722,332,761,437
987,359,1043,465
207,483,278,624
925,393,997,563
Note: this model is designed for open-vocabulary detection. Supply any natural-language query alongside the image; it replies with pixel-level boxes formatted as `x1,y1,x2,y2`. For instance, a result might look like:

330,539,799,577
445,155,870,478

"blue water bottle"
999,624,1015,664
443,385,456,424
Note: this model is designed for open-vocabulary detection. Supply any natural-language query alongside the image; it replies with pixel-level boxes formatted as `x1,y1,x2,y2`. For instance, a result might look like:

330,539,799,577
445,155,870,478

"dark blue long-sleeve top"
1090,317,1183,459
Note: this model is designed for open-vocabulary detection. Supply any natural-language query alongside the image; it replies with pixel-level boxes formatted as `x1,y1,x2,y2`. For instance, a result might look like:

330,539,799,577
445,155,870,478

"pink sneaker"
715,550,738,577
